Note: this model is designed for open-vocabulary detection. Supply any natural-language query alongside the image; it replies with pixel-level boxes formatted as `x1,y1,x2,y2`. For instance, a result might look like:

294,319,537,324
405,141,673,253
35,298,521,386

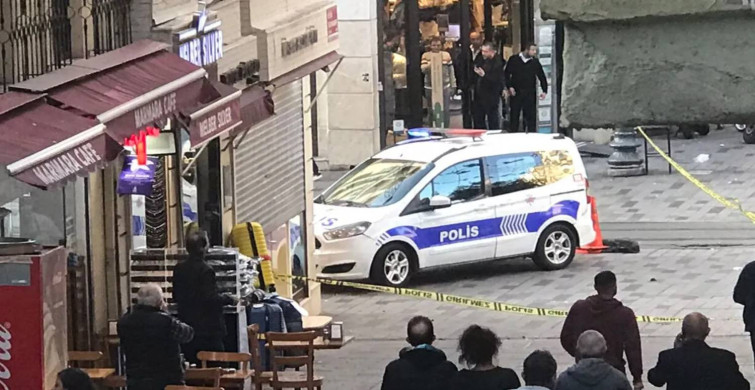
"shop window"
1,189,65,246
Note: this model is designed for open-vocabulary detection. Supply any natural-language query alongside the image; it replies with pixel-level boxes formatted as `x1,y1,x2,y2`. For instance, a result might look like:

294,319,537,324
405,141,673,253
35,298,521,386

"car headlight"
323,222,371,241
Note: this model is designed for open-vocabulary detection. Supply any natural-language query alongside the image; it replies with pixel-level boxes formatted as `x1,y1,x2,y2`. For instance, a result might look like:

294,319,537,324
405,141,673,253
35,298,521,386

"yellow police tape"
275,274,682,324
637,127,755,223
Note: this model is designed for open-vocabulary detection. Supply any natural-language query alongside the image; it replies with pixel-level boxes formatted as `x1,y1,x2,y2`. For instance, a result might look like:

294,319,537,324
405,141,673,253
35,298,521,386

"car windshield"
318,159,431,208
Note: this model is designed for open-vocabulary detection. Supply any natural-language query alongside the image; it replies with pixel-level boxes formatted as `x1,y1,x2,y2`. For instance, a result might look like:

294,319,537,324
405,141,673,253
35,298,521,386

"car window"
486,150,575,196
419,159,484,203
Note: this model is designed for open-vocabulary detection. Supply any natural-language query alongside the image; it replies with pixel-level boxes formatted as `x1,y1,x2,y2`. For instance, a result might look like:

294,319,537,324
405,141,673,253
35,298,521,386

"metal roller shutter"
234,80,305,232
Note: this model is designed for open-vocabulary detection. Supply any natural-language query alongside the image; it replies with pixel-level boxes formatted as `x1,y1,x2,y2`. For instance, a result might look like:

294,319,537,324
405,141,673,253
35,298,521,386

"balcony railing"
0,0,131,92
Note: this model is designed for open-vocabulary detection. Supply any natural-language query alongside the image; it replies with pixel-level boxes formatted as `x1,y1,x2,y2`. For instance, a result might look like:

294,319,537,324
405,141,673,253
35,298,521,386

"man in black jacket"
647,312,749,390
472,42,506,130
458,32,485,128
505,43,548,133
118,284,194,390
173,232,236,365
381,316,457,390
734,260,755,367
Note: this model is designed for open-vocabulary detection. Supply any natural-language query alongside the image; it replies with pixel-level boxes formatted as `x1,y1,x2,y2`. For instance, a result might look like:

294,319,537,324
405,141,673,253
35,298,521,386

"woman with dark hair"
453,325,521,390
54,368,95,390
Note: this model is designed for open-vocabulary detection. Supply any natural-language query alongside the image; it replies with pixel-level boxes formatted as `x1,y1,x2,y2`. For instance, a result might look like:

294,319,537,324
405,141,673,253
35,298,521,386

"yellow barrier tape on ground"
637,127,755,223
275,274,682,324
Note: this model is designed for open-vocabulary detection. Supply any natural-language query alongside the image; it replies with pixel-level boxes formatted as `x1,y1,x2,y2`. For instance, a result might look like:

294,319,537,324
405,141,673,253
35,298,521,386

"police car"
314,130,595,286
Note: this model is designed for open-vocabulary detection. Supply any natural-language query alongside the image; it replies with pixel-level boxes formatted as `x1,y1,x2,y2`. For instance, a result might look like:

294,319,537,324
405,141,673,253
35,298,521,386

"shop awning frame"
304,55,343,114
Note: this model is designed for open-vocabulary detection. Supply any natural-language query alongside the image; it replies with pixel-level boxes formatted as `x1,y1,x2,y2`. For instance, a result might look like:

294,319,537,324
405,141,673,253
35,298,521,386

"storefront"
231,0,341,312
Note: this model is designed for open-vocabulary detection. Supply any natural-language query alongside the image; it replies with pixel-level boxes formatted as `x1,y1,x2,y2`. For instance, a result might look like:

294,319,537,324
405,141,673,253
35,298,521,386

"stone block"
541,0,752,22
560,14,755,128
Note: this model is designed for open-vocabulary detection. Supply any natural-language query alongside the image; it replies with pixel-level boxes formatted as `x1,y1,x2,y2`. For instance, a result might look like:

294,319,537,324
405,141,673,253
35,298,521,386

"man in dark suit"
173,232,237,365
733,260,755,368
472,42,506,130
459,32,485,128
648,312,749,390
505,43,548,133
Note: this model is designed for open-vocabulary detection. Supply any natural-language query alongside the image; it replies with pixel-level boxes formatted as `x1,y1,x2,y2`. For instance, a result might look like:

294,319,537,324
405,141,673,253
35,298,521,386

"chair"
196,351,252,389
68,351,104,368
266,331,323,390
164,386,224,390
247,324,273,390
185,367,223,387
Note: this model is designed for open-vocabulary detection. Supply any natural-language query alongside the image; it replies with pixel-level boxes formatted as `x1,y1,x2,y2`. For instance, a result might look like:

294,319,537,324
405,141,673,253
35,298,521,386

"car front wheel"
371,243,415,287
533,224,577,271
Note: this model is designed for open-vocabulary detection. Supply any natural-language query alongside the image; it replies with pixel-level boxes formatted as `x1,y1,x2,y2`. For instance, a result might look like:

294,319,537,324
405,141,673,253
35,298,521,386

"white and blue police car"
314,129,596,286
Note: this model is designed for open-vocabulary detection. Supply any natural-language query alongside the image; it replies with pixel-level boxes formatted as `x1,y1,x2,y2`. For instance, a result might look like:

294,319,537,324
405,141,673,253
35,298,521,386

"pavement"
311,127,755,389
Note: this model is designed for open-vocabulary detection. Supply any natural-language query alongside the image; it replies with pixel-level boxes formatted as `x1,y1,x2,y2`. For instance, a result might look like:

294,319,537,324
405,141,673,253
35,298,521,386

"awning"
270,51,343,87
182,81,243,147
0,92,123,189
237,85,275,134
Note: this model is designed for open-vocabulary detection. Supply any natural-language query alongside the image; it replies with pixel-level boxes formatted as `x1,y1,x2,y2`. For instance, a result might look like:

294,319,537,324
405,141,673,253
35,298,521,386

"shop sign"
31,143,103,187
174,10,223,67
117,156,159,196
253,1,340,81
134,92,177,129
189,95,242,147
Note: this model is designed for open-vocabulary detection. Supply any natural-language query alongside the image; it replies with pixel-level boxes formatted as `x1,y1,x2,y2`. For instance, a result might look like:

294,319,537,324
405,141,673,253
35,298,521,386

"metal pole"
459,0,471,128
405,0,423,128
309,72,319,157
483,0,493,42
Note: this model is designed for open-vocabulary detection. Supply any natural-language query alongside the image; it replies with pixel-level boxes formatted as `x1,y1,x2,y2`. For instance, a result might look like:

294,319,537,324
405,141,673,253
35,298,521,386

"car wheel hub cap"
544,231,571,264
384,250,409,284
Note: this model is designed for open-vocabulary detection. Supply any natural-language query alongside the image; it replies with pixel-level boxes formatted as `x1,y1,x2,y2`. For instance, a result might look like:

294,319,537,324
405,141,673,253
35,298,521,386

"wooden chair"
101,374,126,389
267,331,323,390
185,367,223,387
68,351,104,368
196,351,252,389
247,324,273,390
164,386,224,390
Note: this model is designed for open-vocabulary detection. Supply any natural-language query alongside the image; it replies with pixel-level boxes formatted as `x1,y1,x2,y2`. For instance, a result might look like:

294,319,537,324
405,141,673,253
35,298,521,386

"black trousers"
182,334,225,366
750,332,755,369
509,93,537,133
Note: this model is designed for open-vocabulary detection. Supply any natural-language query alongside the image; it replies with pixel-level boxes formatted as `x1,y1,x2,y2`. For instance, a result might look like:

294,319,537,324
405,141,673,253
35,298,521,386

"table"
302,316,332,331
83,368,116,380
269,335,354,350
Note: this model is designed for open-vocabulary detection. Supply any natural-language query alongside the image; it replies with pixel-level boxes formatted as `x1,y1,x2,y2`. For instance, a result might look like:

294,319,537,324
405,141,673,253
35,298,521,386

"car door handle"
474,205,491,212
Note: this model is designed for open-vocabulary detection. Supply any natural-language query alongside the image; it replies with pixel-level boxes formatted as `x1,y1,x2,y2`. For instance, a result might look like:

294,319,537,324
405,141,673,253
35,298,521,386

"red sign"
326,6,338,42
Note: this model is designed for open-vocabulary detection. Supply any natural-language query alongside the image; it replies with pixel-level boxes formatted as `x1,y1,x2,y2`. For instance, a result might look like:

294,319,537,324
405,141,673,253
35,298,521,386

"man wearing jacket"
504,43,548,132
560,271,643,390
648,312,749,390
173,232,237,365
118,284,194,390
473,42,506,130
381,316,457,390
733,260,755,367
557,330,632,390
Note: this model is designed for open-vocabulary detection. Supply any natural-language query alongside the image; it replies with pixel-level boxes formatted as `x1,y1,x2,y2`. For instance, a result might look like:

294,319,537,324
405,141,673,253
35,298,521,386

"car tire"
696,125,710,136
744,126,755,145
371,243,415,287
533,223,577,271
678,125,695,139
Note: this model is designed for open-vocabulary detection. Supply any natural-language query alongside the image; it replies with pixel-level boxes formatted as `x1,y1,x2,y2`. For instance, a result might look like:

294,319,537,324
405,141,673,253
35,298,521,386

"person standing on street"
117,284,194,390
173,232,237,366
460,32,485,128
452,325,521,390
381,316,457,390
733,260,755,368
421,36,456,128
647,312,749,390
560,271,644,390
514,350,558,390
472,42,506,130
505,43,548,132
556,330,632,390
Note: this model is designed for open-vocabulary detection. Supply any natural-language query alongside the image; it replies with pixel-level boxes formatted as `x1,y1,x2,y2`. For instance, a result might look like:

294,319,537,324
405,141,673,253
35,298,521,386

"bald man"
557,330,632,390
648,312,749,390
381,316,456,390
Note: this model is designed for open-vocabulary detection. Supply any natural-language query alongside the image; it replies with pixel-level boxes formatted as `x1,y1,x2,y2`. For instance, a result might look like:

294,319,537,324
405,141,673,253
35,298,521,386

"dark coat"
647,339,749,390
173,255,234,337
504,54,548,96
381,345,457,390
117,305,194,390
474,55,506,108
733,260,755,331
560,296,642,381
453,366,520,390
556,358,632,390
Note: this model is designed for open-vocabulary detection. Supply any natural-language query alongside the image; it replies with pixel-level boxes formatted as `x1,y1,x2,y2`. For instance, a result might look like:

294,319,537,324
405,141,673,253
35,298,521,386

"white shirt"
520,52,532,63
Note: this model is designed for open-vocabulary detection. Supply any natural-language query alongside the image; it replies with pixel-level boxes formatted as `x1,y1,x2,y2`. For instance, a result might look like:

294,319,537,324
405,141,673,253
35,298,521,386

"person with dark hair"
733,260,755,367
54,368,95,390
556,330,632,390
381,316,457,390
452,325,520,389
504,43,548,132
647,312,749,390
560,271,643,390
515,350,557,390
471,41,506,130
173,231,237,365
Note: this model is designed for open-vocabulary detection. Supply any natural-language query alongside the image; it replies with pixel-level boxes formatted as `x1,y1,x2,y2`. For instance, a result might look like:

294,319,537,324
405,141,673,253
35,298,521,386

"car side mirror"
429,195,452,209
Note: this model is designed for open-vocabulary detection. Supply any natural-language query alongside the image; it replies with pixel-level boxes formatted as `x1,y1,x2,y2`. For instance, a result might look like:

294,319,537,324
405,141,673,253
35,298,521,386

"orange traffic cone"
577,196,608,254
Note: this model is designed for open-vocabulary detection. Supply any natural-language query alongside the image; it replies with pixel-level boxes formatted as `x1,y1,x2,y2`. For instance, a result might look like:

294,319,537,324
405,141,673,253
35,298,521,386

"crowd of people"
381,270,752,390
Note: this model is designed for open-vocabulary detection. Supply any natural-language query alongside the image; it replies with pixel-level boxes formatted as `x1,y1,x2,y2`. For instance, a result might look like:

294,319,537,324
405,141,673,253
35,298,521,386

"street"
313,128,755,389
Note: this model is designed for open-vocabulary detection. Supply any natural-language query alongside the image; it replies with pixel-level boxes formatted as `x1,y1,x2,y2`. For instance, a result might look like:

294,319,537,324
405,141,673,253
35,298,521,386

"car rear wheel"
744,126,755,144
533,224,577,271
371,243,415,287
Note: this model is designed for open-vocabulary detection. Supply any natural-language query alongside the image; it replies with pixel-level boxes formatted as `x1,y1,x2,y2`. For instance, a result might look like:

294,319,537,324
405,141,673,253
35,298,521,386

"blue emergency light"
407,128,432,139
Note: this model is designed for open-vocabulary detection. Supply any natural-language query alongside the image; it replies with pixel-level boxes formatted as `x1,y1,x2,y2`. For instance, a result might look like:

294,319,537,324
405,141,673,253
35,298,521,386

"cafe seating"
266,331,323,390
185,367,223,387
246,324,274,390
68,351,104,367
196,351,252,389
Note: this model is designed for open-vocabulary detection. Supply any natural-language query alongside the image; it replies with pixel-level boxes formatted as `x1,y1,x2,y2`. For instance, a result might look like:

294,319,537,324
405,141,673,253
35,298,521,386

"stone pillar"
607,127,644,177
